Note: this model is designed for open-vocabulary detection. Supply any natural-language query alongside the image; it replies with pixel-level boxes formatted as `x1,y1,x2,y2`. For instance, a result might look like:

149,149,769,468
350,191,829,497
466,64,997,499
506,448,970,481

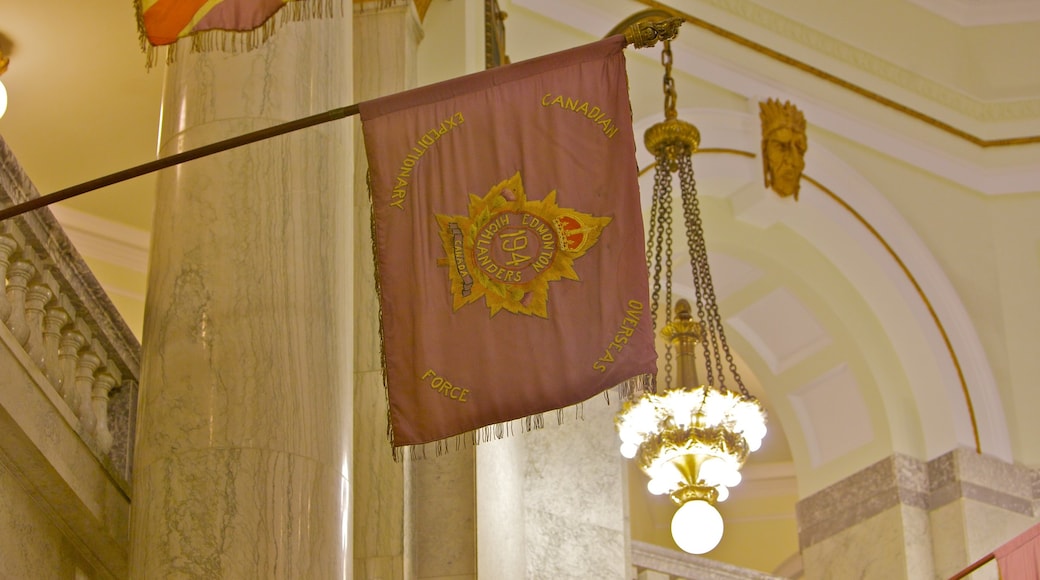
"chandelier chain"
662,42,677,120
663,173,675,390
682,186,718,388
678,157,725,390
678,155,750,397
647,164,673,391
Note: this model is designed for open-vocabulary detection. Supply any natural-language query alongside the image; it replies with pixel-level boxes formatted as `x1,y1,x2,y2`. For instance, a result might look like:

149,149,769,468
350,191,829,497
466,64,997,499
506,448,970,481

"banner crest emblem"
436,172,610,318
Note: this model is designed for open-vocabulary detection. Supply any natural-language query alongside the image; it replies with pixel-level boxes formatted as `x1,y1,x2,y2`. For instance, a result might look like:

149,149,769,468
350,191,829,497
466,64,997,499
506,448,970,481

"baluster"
74,338,101,436
43,294,73,388
59,319,88,413
0,232,17,323
25,276,56,371
5,257,36,346
92,365,121,454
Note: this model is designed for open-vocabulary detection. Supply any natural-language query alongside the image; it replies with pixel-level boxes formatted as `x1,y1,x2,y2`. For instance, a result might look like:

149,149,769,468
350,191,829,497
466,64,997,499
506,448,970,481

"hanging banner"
360,35,656,450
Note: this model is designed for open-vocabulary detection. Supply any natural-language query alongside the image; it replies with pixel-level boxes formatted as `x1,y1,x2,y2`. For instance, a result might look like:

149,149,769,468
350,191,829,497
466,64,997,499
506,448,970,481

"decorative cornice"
639,0,1040,124
905,0,1040,27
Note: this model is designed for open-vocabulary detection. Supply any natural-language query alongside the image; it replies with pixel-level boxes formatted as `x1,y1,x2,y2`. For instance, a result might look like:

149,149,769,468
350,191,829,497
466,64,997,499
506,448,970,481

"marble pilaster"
352,3,423,579
927,449,1038,579
410,448,478,579
797,455,935,579
521,399,631,579
129,14,354,579
475,398,630,579
796,451,1040,580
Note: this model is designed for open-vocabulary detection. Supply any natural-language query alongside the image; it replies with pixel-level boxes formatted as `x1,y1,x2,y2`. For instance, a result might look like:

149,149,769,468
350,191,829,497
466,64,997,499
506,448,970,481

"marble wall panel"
0,330,130,578
0,457,102,580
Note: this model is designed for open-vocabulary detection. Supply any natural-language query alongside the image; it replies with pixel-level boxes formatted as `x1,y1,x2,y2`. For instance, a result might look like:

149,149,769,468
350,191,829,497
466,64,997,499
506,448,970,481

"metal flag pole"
0,104,360,223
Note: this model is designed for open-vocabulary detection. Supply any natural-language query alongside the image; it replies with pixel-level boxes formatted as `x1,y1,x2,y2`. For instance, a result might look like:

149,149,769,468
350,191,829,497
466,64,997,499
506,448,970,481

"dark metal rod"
948,552,994,580
0,103,362,223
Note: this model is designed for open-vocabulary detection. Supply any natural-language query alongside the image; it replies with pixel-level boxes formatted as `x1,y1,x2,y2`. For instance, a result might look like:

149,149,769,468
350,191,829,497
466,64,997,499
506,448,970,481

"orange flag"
136,0,310,47
360,36,657,451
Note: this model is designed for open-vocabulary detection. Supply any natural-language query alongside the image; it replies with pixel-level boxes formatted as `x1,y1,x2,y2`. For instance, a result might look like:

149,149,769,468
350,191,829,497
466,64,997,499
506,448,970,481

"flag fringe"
366,169,396,454
391,373,653,463
137,0,348,69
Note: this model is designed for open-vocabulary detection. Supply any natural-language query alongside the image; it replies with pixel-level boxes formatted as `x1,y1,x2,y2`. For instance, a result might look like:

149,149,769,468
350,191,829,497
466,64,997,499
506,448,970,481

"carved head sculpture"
759,99,807,200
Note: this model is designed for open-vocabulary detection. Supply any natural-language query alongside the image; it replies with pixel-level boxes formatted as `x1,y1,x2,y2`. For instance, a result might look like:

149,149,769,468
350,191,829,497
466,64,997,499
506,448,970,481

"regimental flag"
360,35,657,450
135,0,319,48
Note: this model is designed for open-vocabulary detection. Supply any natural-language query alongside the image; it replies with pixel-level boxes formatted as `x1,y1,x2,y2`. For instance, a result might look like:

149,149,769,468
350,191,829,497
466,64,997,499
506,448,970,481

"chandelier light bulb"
671,500,724,554
697,457,727,486
647,477,669,495
0,79,7,120
747,436,763,452
620,442,638,459
722,467,742,488
715,485,730,502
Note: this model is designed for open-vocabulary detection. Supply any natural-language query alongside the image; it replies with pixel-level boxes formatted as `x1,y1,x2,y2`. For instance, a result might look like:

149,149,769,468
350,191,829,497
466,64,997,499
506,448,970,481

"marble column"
129,14,354,579
352,2,423,579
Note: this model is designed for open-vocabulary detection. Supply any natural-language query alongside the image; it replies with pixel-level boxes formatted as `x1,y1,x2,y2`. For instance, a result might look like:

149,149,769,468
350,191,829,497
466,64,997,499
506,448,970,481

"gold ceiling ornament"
759,98,808,200
615,39,767,556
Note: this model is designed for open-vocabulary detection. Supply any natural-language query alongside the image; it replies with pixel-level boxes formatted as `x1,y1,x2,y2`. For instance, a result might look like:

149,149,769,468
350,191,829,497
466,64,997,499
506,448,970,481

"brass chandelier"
615,38,767,555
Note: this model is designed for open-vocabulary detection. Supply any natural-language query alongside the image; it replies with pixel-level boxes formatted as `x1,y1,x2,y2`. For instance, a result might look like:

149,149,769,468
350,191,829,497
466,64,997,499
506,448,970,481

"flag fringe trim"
135,0,347,69
390,373,653,463
367,169,396,451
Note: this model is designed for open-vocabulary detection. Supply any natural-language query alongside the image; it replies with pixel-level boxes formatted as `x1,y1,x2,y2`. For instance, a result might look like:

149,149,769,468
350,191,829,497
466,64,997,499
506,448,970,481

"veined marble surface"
130,14,355,578
521,398,630,579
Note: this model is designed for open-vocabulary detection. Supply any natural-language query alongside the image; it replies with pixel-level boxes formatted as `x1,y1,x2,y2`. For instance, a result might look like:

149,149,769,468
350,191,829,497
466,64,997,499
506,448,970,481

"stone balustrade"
631,541,792,579
1,135,140,578
0,153,139,482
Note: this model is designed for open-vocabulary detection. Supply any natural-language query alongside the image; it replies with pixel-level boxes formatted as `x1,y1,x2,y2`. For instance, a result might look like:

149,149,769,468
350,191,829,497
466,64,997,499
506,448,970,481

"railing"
1,135,140,577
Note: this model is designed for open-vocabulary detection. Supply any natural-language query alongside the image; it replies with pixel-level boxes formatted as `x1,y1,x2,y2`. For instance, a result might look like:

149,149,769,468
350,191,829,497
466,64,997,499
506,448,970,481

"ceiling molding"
49,205,150,274
635,0,1040,124
904,0,1040,26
